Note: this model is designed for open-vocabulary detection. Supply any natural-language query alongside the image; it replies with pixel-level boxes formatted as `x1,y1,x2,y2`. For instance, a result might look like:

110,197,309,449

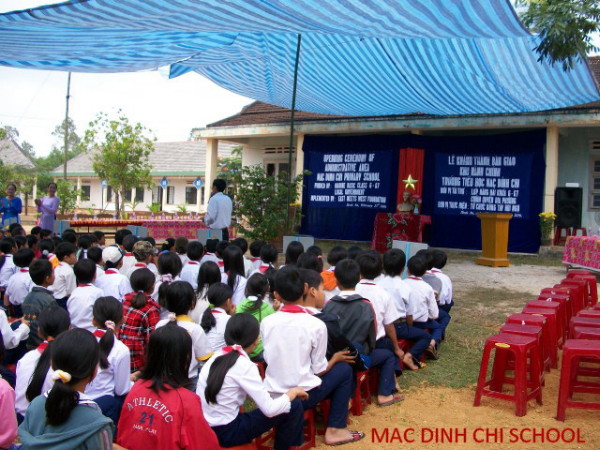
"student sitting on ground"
325,258,408,403
116,321,219,450
252,243,278,275
96,247,132,302
322,246,347,300
201,283,235,353
152,251,183,319
200,239,220,266
21,259,56,350
377,248,432,369
230,237,253,278
49,242,77,310
67,259,104,332
284,241,304,267
261,266,365,446
198,313,307,450
248,240,265,271
87,246,105,282
19,328,114,449
191,261,221,324
180,241,203,290
5,248,35,317
175,237,189,266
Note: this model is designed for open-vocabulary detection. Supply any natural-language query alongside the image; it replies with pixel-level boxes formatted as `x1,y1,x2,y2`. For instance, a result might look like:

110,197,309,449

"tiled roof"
0,138,36,169
207,56,600,128
50,140,238,176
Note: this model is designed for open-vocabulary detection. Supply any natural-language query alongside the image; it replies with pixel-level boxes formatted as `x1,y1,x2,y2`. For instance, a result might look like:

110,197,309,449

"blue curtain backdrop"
301,131,546,253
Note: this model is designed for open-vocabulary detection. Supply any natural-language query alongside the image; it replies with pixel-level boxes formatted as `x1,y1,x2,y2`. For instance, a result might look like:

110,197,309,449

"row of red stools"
474,269,598,418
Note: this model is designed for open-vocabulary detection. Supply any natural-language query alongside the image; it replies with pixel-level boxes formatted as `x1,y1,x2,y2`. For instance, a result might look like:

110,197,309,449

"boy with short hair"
405,256,442,358
95,247,131,301
87,246,105,281
92,230,106,248
261,266,364,446
22,259,56,349
119,234,139,275
49,242,77,310
180,241,203,289
355,250,415,368
378,248,432,368
5,248,35,317
127,240,158,279
200,239,219,265
249,240,265,271
326,258,410,401
67,258,104,332
252,244,278,275
431,249,453,313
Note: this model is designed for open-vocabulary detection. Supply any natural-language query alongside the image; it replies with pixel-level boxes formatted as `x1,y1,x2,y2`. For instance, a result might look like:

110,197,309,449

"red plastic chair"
560,280,588,314
553,227,572,246
572,326,600,340
569,316,600,338
506,314,553,372
526,299,566,347
557,339,600,421
573,274,598,307
539,290,573,324
474,333,543,417
521,307,559,368
499,323,546,385
350,371,372,416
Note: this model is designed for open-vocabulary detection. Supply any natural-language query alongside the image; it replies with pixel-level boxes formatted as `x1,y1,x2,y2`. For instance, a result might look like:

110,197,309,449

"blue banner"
434,152,532,218
306,150,393,210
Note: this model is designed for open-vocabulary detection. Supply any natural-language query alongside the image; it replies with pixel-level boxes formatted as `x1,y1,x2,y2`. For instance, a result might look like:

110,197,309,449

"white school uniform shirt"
119,254,136,276
243,257,254,278
205,307,231,353
178,253,189,266
5,268,33,305
190,287,210,324
85,329,132,399
67,284,104,332
156,315,213,377
356,279,401,340
180,260,201,290
221,273,247,306
95,269,132,301
50,262,76,300
249,263,274,277
431,268,453,305
95,265,105,282
150,275,181,302
200,252,219,266
375,274,413,318
197,347,291,427
15,342,54,415
404,276,439,322
0,254,16,288
250,257,262,271
261,305,328,395
0,309,29,349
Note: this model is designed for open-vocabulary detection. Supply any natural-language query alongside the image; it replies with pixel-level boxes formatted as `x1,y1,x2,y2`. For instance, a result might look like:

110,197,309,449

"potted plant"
233,164,308,246
539,211,557,245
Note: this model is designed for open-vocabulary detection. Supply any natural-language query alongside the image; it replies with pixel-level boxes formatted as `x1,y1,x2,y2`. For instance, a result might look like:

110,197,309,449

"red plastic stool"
554,227,572,246
521,308,559,367
351,371,371,416
574,275,598,307
474,333,543,417
499,323,546,385
593,303,600,311
569,316,600,338
577,309,600,319
572,326,600,340
560,280,588,313
526,299,566,346
221,443,257,450
557,339,600,421
572,228,588,237
554,284,583,316
506,314,553,372
539,290,573,325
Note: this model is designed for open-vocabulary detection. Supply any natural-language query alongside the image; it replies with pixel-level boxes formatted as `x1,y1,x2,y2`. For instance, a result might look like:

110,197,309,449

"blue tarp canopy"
1,0,598,115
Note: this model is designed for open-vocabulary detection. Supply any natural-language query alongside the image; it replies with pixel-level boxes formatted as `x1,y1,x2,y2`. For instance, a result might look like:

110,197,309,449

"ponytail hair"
242,273,269,313
196,260,221,296
205,313,259,404
45,329,99,426
26,305,71,403
130,268,155,309
93,296,123,370
157,252,183,307
201,283,233,333
165,281,196,316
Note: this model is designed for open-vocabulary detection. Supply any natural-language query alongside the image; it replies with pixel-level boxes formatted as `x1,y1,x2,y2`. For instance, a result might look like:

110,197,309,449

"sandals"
378,394,405,407
328,430,366,446
425,345,439,360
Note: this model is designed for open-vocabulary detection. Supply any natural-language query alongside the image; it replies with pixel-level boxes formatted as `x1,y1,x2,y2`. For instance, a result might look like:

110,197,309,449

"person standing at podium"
204,179,232,242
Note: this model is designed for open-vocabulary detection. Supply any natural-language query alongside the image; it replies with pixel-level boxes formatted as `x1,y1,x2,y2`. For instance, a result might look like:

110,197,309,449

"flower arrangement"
411,194,422,214
539,211,557,240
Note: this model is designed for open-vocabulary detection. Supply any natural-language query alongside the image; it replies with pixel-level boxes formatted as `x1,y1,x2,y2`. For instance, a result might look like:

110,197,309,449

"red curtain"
397,147,425,205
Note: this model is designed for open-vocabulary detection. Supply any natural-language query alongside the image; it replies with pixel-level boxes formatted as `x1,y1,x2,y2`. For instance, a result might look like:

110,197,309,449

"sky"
0,1,253,158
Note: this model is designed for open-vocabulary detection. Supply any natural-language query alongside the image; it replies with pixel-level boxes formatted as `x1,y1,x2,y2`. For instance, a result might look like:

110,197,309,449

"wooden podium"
476,213,513,267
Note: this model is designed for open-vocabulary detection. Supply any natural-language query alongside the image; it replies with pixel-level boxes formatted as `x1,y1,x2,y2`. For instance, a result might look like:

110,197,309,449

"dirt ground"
314,260,599,449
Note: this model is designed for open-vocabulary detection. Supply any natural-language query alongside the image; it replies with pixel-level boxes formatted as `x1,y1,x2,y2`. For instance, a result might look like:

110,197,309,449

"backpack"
313,311,366,372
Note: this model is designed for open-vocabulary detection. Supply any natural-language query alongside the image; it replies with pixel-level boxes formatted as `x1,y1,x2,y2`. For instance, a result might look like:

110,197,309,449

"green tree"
85,111,155,219
217,145,242,197
55,179,81,216
21,141,35,159
35,118,86,171
517,0,600,70
233,164,307,242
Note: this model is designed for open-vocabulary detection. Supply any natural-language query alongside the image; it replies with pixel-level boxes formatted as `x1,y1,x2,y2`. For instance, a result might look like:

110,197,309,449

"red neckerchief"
280,305,310,314
258,264,270,273
205,252,215,256
37,341,48,354
211,309,223,314
409,276,422,280
134,263,146,267
93,329,106,338
250,257,260,262
124,253,133,257
105,269,119,275
222,345,246,357
359,281,376,285
78,284,92,287
19,268,29,273
188,261,199,265
431,269,442,273
217,261,224,268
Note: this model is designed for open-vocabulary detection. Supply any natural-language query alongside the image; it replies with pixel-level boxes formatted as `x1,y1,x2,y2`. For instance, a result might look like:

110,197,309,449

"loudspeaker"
555,187,582,228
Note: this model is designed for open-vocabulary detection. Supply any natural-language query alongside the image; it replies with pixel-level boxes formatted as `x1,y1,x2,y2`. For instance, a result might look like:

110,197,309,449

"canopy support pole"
286,34,302,234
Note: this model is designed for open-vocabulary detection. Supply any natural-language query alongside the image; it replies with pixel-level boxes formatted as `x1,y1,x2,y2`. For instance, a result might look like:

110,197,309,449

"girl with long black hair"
220,245,247,305
198,313,307,449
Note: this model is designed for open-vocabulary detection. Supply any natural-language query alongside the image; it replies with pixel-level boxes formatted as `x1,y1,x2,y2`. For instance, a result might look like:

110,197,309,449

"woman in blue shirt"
0,183,22,227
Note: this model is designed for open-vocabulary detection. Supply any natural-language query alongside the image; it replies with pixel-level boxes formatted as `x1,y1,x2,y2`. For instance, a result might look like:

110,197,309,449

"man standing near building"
204,178,233,241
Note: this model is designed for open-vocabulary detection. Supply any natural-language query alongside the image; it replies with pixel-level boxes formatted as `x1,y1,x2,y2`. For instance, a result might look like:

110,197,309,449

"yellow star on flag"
403,174,418,190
